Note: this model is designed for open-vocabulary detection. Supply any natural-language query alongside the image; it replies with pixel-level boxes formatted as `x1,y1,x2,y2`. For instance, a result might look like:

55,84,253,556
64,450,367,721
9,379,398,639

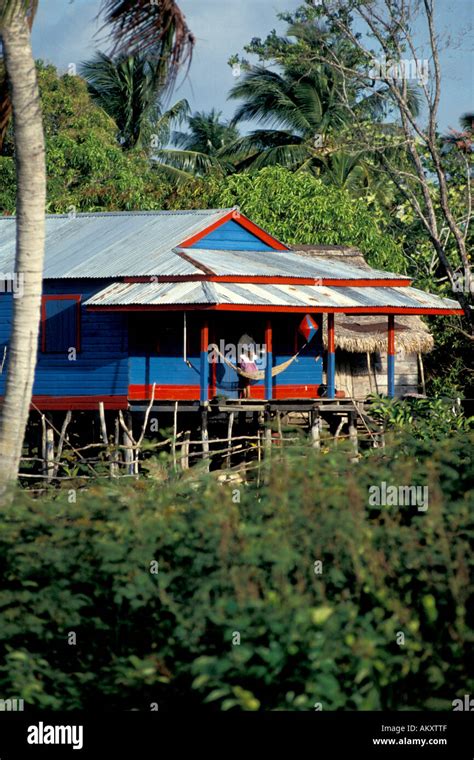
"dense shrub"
0,432,472,711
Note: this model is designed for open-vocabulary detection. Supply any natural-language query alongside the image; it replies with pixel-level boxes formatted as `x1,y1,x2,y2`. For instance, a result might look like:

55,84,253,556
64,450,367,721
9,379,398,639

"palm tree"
225,65,349,172
0,0,193,489
153,109,240,179
172,109,239,155
0,0,46,490
224,19,422,193
81,51,191,151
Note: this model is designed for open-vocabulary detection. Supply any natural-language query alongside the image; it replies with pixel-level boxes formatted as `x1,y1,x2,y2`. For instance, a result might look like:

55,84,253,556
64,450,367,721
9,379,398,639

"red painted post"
327,313,335,398
265,319,273,400
200,319,209,403
387,314,395,397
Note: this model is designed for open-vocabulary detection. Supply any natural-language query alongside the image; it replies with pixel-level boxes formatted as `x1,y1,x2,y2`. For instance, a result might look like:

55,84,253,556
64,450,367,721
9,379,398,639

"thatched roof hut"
321,314,433,354
290,245,433,397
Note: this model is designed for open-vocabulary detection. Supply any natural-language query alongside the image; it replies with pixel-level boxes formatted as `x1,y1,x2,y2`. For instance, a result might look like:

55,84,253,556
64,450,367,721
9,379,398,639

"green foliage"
0,432,472,711
0,63,169,213
367,395,472,440
80,52,169,151
170,166,405,271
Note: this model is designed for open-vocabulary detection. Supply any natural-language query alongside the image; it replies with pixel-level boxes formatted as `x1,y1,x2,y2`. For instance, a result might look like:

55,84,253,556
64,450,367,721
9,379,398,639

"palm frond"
98,0,194,90
153,148,219,179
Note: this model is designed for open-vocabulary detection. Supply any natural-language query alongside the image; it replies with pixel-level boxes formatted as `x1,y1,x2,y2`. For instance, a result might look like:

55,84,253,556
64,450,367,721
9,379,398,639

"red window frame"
41,295,82,354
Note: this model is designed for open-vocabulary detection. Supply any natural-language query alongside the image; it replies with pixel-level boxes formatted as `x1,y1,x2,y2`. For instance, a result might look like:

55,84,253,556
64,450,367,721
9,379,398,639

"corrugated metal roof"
85,280,461,312
0,211,406,282
0,210,232,278
178,247,405,281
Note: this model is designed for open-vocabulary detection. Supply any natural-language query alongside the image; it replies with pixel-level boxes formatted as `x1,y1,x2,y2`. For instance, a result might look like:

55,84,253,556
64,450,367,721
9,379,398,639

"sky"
31,0,473,132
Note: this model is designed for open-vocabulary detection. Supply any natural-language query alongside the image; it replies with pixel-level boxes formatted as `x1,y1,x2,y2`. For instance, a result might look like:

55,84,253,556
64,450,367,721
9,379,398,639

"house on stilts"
0,209,462,433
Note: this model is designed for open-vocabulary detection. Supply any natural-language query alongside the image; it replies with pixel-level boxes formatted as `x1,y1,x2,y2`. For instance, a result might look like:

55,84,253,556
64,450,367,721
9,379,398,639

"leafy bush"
367,395,472,440
0,432,472,711
168,166,405,272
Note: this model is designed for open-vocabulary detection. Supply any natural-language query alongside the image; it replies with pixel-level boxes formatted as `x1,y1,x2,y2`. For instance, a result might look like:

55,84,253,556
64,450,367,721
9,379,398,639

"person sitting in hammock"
238,342,259,399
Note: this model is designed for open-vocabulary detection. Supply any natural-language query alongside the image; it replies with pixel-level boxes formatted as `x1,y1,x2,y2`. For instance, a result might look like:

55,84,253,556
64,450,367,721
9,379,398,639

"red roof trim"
179,210,288,250
87,304,462,315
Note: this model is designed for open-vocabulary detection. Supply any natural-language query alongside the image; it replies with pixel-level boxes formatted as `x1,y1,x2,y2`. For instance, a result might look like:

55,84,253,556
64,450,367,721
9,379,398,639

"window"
41,295,81,353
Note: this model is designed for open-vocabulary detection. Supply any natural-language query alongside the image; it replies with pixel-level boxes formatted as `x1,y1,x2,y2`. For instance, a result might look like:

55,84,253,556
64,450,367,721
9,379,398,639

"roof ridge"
0,208,235,220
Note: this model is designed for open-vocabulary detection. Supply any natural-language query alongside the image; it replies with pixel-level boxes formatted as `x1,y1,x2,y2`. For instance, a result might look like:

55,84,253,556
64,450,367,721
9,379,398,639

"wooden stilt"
334,417,345,444
264,411,272,461
366,352,374,394
53,410,72,478
418,352,426,395
181,431,190,470
349,411,359,462
172,401,178,471
311,410,321,449
121,411,135,475
226,411,234,469
42,413,54,483
257,428,262,488
131,383,157,476
99,402,114,477
113,415,120,476
277,412,282,446
201,409,210,471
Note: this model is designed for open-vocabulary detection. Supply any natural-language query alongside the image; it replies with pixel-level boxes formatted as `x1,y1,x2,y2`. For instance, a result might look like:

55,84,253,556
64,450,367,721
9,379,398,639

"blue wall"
192,219,284,251
127,313,323,400
0,280,128,398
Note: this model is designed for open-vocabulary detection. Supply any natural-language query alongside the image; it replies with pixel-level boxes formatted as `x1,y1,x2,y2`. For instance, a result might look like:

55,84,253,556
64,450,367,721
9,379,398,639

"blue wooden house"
0,209,462,411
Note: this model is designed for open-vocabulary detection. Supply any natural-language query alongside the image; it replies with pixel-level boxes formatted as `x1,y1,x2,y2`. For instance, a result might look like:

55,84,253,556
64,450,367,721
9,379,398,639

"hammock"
212,344,308,380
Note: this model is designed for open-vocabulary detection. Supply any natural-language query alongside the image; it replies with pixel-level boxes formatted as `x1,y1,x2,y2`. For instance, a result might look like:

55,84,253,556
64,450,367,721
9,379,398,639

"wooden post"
349,411,359,462
256,428,262,489
327,313,335,399
99,402,115,477
366,352,374,394
53,410,72,478
264,410,272,461
334,416,345,444
42,413,54,483
418,352,426,395
200,320,209,404
172,401,178,471
387,314,395,398
226,411,234,469
265,319,273,400
311,410,321,449
113,415,120,476
181,431,190,470
201,408,210,470
122,411,135,475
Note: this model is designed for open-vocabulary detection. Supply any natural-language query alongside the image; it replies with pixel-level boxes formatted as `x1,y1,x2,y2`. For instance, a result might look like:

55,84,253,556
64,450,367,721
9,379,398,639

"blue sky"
32,0,473,132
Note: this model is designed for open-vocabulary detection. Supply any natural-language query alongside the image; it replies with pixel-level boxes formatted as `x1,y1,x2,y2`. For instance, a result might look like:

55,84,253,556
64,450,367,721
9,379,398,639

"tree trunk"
0,5,46,490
